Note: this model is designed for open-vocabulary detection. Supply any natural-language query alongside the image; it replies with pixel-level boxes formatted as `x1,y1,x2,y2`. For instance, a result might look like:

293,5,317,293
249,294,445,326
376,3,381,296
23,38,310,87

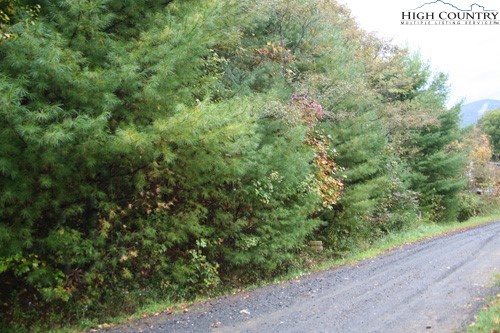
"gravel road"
100,221,500,333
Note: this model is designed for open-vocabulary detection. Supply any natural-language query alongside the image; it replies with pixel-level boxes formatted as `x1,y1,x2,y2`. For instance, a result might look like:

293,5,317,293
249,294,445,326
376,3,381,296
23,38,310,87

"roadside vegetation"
53,209,500,333
1,0,499,331
479,110,500,161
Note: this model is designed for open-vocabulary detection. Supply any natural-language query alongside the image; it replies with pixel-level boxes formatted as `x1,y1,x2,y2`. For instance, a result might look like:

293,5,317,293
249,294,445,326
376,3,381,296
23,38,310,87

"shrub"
457,192,483,222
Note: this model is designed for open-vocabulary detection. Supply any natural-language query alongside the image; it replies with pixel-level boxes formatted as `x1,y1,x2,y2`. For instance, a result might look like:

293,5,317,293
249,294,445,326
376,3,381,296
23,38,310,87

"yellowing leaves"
470,134,493,165
306,133,344,210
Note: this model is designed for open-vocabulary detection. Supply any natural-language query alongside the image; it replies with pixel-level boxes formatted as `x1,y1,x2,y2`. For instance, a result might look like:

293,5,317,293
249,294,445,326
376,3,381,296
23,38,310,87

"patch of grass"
466,275,500,333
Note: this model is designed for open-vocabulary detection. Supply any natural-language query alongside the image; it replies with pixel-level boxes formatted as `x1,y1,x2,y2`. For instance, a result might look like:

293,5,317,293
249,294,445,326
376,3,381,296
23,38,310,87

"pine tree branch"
3,116,28,148
68,11,82,47
103,0,175,34
108,162,150,179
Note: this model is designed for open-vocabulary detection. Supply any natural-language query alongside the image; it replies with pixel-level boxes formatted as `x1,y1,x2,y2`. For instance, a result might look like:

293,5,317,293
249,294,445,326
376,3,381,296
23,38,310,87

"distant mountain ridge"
411,0,496,11
460,99,500,127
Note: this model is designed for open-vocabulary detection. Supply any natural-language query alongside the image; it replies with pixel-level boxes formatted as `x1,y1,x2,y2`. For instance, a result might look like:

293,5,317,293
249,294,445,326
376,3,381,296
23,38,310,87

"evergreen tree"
318,109,393,249
0,0,470,329
0,1,324,327
409,106,467,221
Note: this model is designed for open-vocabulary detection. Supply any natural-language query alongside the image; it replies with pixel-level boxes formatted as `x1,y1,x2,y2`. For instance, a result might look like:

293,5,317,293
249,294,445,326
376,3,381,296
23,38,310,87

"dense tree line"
0,0,474,330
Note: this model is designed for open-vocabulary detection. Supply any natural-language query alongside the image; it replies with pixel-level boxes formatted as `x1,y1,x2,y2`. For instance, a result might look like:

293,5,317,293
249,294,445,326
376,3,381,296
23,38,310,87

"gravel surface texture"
99,221,500,333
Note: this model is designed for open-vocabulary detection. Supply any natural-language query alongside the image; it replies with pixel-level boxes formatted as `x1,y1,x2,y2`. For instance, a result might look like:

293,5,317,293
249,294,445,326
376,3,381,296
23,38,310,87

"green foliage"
0,0,470,330
479,109,500,160
320,111,390,246
457,192,484,222
409,106,467,221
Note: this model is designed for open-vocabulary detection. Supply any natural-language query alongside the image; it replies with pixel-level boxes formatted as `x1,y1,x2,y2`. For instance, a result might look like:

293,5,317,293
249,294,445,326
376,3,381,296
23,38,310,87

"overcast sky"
339,0,500,107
